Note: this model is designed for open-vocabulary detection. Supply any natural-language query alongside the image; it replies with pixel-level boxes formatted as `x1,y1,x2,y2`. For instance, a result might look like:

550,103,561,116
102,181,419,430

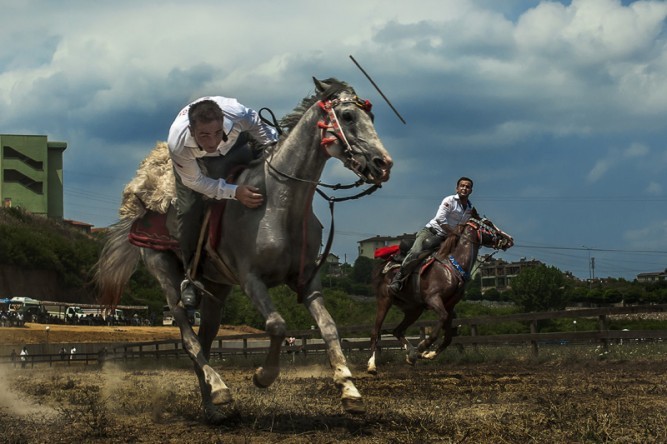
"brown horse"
367,212,513,374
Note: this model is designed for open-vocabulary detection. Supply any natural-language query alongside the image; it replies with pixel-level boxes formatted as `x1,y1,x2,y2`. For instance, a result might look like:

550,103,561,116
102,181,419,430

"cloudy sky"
2,0,666,281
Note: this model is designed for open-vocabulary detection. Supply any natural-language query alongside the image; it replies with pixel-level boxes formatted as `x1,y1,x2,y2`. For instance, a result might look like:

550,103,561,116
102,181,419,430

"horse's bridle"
465,218,512,250
317,95,373,171
265,93,377,192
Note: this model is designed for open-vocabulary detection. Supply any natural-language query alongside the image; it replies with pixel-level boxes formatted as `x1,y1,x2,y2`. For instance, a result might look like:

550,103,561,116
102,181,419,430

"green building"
0,134,67,219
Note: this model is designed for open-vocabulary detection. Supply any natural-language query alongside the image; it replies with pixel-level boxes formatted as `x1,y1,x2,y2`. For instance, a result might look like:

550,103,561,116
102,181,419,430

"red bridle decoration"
317,96,372,157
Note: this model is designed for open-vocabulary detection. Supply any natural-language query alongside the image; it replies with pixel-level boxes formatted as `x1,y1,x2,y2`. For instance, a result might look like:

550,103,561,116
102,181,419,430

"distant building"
357,233,416,259
636,269,667,283
0,134,67,219
478,256,543,293
319,253,343,276
64,219,94,234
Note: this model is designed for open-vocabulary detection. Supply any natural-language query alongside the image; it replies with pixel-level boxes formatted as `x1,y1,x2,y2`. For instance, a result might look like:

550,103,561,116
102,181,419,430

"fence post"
243,338,248,357
598,314,609,352
530,321,539,357
470,324,478,351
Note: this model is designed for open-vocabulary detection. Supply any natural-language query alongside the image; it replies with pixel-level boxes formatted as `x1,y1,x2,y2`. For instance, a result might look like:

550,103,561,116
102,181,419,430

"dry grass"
1,344,666,443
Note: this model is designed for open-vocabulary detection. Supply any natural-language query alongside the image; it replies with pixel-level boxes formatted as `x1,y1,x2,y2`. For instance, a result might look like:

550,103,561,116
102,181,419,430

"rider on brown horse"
388,176,474,295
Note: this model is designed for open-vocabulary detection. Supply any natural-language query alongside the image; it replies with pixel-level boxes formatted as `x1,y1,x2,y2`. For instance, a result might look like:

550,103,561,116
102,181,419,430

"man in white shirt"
388,177,475,295
20,346,28,368
168,97,278,308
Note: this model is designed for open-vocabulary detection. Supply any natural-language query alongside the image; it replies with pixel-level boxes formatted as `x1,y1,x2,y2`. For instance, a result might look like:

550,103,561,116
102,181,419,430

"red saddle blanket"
374,244,400,259
128,202,227,252
129,211,179,251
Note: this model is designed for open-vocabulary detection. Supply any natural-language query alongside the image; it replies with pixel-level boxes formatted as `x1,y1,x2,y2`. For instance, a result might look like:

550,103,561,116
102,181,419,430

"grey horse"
94,77,393,423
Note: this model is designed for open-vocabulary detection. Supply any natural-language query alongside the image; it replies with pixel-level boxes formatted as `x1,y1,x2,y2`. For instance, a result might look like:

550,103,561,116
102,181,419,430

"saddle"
374,235,441,268
374,234,454,293
128,202,227,253
128,166,244,270
373,238,441,282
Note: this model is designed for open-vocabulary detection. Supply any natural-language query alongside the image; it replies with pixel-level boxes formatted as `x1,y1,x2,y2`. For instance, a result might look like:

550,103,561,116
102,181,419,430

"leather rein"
435,218,507,283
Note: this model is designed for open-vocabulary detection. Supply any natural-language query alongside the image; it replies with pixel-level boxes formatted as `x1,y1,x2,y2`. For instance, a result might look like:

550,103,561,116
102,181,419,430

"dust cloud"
0,365,58,418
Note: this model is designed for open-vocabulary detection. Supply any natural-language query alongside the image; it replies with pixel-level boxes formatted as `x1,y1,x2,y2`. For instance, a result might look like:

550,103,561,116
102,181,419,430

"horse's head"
313,77,393,185
468,216,514,251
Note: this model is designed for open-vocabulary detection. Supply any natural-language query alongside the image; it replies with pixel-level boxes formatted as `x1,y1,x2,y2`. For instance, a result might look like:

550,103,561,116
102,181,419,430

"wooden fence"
3,304,666,367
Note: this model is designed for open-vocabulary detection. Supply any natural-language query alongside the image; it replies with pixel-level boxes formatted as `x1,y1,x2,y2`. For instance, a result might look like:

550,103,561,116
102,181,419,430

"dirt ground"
1,339,666,443
0,322,261,347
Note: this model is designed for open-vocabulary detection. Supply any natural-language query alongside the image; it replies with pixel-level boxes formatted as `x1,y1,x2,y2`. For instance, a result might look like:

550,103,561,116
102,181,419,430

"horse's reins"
435,218,505,283
260,95,381,301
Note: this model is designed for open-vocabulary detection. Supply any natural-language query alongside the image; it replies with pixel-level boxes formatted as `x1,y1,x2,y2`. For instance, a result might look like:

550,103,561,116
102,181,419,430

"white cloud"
624,142,649,158
2,0,667,279
624,219,667,250
587,154,616,183
646,181,662,195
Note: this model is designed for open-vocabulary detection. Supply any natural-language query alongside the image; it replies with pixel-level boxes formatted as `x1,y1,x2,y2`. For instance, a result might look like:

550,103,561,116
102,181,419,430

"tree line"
0,208,664,332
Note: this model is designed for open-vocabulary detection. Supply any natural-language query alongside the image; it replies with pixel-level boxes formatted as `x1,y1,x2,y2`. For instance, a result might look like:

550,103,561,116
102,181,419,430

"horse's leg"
142,251,231,421
367,283,392,375
193,281,232,423
422,314,455,360
303,290,365,414
242,277,285,389
417,291,459,359
392,307,424,365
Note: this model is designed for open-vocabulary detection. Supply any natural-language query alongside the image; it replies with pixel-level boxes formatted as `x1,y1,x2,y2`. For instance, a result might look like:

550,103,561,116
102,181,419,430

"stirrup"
180,278,201,309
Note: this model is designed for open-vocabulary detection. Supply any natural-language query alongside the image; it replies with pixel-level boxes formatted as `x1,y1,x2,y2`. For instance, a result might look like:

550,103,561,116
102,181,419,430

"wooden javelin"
349,55,407,125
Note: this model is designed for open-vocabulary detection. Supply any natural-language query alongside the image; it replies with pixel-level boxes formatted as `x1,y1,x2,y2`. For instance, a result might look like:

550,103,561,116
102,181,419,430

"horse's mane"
280,78,353,131
437,224,466,257
438,208,481,256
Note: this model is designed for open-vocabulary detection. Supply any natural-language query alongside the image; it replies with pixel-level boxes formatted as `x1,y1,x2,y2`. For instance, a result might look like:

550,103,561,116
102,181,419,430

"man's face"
190,120,224,153
456,180,473,198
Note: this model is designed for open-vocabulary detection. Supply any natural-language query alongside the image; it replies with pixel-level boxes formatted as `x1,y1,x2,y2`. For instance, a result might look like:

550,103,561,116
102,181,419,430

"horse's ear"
313,77,328,93
471,207,480,219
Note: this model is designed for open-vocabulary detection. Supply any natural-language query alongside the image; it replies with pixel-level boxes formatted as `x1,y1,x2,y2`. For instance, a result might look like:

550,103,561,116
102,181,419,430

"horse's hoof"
405,356,416,366
421,351,437,360
205,409,226,425
253,372,269,388
342,397,366,415
253,366,279,388
210,387,232,405
367,367,378,376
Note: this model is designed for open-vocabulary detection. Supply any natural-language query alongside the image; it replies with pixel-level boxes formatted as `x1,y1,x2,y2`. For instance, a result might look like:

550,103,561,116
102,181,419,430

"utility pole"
582,245,592,288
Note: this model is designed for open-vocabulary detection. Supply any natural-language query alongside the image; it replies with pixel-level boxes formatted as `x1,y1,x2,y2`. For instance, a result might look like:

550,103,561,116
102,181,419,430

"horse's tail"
93,218,141,308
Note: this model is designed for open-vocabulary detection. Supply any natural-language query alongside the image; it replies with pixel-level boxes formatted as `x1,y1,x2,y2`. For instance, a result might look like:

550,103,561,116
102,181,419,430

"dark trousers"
175,132,253,270
399,227,433,275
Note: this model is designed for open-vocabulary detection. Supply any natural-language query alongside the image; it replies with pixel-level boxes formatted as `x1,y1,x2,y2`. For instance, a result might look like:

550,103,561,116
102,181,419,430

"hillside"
0,207,104,303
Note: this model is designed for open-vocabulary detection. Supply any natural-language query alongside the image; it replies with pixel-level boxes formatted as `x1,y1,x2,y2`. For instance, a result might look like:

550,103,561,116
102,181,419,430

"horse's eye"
341,110,355,123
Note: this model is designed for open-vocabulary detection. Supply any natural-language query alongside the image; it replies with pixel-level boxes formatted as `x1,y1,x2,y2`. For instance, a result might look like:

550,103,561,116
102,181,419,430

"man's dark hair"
188,99,224,129
457,176,474,188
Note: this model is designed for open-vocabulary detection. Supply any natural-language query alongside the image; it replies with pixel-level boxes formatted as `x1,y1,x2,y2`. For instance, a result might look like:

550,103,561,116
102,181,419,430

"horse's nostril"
374,156,393,170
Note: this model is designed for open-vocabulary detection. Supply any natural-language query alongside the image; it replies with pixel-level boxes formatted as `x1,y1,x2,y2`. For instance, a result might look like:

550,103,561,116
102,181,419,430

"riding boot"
388,269,408,295
180,277,201,310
